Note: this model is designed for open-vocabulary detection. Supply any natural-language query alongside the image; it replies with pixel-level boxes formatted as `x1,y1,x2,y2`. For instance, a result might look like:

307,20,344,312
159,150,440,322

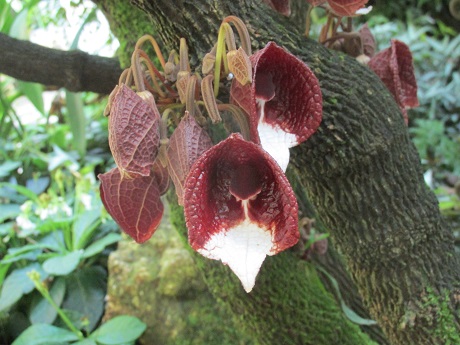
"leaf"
0,182,39,203
29,277,66,324
0,263,48,312
73,340,97,345
0,160,21,178
65,90,86,158
317,266,377,326
62,266,106,332
167,112,213,205
99,167,164,243
0,203,21,222
184,134,298,292
231,42,322,171
72,208,102,250
152,159,170,195
18,81,45,115
82,233,122,258
11,324,79,345
327,0,370,17
91,316,146,345
108,85,160,177
43,251,83,276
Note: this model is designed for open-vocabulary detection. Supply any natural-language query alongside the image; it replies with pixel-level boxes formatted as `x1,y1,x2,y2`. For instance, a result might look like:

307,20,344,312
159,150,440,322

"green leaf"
1,247,42,264
17,81,45,115
0,263,48,312
0,160,21,178
0,203,21,222
82,233,122,259
65,91,86,158
317,267,377,326
12,324,79,345
73,340,97,345
43,251,83,276
0,182,39,203
62,266,106,332
29,277,66,324
9,9,28,39
72,208,102,250
92,316,146,345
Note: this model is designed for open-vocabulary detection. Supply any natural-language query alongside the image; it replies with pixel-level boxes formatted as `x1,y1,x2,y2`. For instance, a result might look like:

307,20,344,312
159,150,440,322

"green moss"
420,287,460,345
168,195,377,345
95,0,155,67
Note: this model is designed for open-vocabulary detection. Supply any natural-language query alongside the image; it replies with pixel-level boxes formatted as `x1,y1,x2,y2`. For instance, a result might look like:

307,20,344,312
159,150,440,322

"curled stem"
305,5,314,38
214,23,230,96
223,15,252,55
131,49,146,92
201,74,222,123
185,74,198,117
225,23,237,51
135,34,166,69
217,103,251,141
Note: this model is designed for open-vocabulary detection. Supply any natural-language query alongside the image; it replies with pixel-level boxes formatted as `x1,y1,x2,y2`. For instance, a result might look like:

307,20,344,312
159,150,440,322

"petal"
368,39,419,124
184,134,299,292
328,0,370,17
108,85,161,177
99,168,164,243
231,42,322,170
167,112,213,205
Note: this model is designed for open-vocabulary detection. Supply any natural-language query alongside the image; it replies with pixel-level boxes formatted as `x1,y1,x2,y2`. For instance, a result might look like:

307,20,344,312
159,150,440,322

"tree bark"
0,33,121,94
110,1,459,344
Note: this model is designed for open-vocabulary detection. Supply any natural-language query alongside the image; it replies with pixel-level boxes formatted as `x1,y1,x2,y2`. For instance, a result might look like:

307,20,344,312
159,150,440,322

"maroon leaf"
328,0,369,16
108,84,161,177
167,112,213,205
184,133,299,292
368,39,419,124
99,168,164,243
231,41,322,171
262,0,291,16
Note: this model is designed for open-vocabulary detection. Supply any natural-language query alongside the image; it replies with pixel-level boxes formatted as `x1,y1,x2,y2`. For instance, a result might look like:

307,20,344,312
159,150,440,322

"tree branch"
0,33,122,94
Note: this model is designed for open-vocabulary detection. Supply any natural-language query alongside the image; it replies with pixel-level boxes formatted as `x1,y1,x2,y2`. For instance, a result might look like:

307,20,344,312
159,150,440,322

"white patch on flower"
80,193,92,210
256,100,297,172
197,200,273,292
355,6,372,15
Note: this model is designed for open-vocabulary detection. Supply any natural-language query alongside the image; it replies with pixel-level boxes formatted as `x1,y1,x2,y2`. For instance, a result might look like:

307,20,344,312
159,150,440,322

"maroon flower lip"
184,133,299,292
231,42,322,171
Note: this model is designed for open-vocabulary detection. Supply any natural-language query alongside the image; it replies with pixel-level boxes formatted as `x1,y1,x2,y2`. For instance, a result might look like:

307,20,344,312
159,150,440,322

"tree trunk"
95,1,460,344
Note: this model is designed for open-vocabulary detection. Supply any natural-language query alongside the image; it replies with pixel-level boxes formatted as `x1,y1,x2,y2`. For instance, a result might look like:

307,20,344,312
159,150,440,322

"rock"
104,208,252,345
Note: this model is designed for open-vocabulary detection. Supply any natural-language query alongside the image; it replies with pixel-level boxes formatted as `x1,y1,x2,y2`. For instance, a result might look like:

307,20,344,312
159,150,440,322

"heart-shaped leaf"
99,167,164,243
368,39,419,124
231,42,322,171
306,0,327,6
167,112,213,205
108,84,160,177
184,133,299,292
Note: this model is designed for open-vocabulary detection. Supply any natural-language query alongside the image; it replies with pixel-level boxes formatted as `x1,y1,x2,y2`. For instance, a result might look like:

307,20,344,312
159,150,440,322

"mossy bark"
93,0,460,344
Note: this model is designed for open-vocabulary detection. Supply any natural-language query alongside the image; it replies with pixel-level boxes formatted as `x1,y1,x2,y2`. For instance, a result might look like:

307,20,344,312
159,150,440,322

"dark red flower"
231,42,322,171
327,0,370,16
368,39,419,124
184,134,299,292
